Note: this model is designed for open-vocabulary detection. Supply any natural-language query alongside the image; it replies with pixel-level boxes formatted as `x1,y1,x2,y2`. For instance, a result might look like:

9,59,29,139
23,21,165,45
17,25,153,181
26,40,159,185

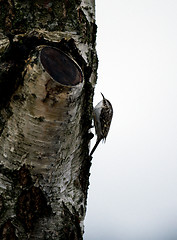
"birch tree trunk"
0,0,97,239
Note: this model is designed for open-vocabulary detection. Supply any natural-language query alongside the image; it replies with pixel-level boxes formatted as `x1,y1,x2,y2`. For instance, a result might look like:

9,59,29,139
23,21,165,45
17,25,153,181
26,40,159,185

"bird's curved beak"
101,92,105,99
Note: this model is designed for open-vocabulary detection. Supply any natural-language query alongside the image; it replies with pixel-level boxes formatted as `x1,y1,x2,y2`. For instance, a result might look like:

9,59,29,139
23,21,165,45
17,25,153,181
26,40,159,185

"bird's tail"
90,139,101,156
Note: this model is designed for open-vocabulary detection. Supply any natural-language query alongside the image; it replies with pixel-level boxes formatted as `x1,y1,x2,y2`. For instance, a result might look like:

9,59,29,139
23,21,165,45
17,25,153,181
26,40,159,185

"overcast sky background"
84,0,177,239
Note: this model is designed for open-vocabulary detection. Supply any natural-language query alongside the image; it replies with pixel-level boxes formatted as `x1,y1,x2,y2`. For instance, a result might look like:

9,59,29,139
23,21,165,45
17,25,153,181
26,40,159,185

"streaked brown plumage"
90,93,113,156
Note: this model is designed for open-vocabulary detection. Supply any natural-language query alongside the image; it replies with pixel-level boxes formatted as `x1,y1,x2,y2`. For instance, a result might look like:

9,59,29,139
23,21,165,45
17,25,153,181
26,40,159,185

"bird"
90,93,113,156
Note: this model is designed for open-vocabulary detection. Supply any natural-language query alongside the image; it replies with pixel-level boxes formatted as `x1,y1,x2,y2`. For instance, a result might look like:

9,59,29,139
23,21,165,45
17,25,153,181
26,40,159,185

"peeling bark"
0,0,97,239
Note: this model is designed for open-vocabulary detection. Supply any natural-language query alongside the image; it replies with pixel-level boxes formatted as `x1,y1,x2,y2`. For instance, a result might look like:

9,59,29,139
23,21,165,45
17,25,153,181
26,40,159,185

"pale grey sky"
84,0,177,239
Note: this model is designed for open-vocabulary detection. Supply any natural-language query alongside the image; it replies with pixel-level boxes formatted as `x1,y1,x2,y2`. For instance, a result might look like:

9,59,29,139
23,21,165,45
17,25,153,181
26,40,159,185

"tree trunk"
0,1,97,239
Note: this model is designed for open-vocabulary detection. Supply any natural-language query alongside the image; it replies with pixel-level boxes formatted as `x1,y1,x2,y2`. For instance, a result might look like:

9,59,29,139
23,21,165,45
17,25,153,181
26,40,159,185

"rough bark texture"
0,0,97,239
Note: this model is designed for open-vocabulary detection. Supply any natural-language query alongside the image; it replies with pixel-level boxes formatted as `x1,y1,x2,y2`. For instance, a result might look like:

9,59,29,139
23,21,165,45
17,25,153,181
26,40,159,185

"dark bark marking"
0,219,18,240
61,202,82,240
17,165,32,188
16,186,51,232
0,195,4,214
